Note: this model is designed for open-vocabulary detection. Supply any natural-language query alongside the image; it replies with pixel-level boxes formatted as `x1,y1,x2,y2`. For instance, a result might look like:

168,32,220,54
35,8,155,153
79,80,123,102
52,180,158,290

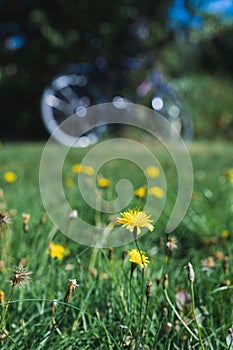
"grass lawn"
0,140,233,349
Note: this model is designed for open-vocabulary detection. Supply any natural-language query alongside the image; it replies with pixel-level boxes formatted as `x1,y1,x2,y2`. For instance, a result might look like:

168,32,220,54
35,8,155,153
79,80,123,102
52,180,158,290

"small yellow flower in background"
98,178,110,188
72,164,84,173
134,186,147,198
149,186,165,198
65,177,75,187
85,166,94,176
228,169,233,183
4,171,17,183
0,290,5,304
72,164,94,175
128,248,149,268
146,166,160,178
117,208,154,235
48,241,66,260
221,229,229,239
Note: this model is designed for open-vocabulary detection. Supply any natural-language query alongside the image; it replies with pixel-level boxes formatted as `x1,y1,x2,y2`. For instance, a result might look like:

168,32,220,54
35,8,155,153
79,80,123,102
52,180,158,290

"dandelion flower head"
134,186,147,198
72,164,94,175
65,177,75,187
4,171,17,183
228,168,233,183
98,178,110,188
85,166,95,176
221,229,229,239
117,208,154,235
48,241,66,260
146,166,160,178
128,248,149,268
149,186,165,198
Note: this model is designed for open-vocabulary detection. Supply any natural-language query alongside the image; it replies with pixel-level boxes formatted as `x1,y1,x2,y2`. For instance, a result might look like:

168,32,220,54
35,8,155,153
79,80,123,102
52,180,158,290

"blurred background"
0,0,233,141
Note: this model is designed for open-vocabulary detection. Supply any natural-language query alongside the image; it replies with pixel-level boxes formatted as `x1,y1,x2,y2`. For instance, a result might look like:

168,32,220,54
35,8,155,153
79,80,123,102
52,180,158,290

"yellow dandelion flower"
229,173,233,184
128,248,149,268
98,178,110,188
72,164,94,175
4,171,17,183
72,164,85,173
146,166,160,178
134,186,147,198
221,229,229,239
0,290,5,304
48,241,66,260
149,186,165,198
65,177,75,187
85,166,94,175
117,208,154,235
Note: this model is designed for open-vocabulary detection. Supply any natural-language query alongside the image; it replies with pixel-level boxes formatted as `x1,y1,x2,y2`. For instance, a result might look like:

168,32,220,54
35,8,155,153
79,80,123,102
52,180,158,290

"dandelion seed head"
69,210,78,219
0,211,10,226
10,264,33,288
166,236,178,254
68,278,79,290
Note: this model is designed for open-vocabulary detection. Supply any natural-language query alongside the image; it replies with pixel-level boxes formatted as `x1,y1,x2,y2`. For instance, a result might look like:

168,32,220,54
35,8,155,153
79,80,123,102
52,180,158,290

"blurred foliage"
0,0,233,140
171,73,233,140
167,1,233,75
0,0,173,140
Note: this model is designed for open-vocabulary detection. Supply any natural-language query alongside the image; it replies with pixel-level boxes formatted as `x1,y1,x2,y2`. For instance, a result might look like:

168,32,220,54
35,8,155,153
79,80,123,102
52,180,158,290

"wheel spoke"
45,94,73,114
59,86,80,108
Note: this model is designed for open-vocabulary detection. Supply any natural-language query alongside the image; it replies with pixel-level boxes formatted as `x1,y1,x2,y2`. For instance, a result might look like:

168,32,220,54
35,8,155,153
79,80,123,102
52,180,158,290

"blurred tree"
168,0,233,74
0,0,173,140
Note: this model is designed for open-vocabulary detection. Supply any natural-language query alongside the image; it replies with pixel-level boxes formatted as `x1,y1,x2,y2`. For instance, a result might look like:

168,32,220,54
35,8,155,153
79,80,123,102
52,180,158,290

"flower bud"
146,281,153,299
187,262,195,283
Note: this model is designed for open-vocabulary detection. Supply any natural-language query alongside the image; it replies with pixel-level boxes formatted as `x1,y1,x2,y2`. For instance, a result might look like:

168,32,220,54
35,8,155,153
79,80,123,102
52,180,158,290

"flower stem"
129,269,133,329
0,286,15,329
134,238,145,349
190,280,206,350
109,259,128,315
163,288,199,341
140,296,150,348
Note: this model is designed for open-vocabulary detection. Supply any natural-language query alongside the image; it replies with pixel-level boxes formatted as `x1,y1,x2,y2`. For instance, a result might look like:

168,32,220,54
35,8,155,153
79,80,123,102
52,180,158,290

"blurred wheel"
41,73,106,147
